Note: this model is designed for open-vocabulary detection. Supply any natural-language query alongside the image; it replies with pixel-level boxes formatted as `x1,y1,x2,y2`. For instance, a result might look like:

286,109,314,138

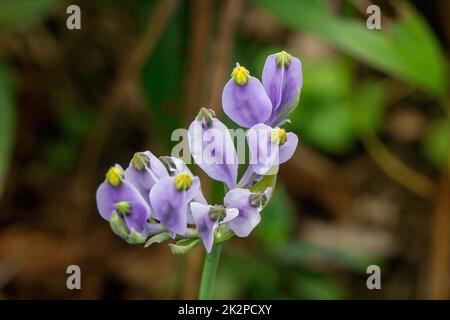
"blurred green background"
0,0,449,299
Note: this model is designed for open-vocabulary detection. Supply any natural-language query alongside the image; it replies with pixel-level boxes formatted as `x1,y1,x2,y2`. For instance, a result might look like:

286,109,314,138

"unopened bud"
173,173,193,191
249,192,268,208
131,152,150,171
209,205,227,222
196,107,215,128
275,50,292,68
106,166,124,187
231,64,250,86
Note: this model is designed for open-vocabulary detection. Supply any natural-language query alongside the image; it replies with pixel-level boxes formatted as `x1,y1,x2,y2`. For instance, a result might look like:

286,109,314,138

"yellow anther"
106,166,124,187
270,127,287,145
231,64,250,86
173,173,193,191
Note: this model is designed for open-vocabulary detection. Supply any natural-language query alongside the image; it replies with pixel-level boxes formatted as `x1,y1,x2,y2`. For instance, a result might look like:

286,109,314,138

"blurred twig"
76,0,180,183
360,131,434,198
183,0,213,122
205,0,242,110
428,166,450,299
280,146,353,218
179,0,213,300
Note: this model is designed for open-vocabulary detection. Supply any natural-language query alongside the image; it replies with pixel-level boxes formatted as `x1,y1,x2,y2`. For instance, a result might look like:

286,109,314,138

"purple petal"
190,202,217,253
96,180,149,221
188,118,238,188
222,77,272,128
263,53,302,124
224,188,261,237
149,176,200,235
123,201,150,233
223,208,239,223
125,151,168,206
247,124,280,175
279,132,298,164
161,157,208,225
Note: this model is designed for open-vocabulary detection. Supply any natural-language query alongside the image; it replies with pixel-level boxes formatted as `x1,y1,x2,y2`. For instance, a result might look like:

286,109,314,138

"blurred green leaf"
255,0,446,95
275,241,380,273
291,58,356,154
218,251,281,299
0,0,57,30
289,56,386,155
0,61,15,197
292,271,346,299
423,119,450,168
351,80,386,133
145,231,172,247
168,238,201,254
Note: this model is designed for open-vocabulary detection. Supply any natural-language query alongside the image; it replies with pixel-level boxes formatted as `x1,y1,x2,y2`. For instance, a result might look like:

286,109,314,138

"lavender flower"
262,51,302,126
222,64,272,128
222,51,301,129
149,172,200,235
124,151,168,207
96,164,151,235
247,123,298,175
188,108,238,189
159,156,208,224
190,202,238,252
223,188,270,237
95,50,302,257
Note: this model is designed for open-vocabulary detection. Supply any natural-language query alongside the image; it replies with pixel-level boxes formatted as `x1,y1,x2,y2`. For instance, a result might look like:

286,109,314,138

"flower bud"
196,107,215,128
209,205,227,222
262,51,302,126
106,166,124,187
173,173,193,191
131,152,151,171
275,50,292,67
231,64,250,86
249,192,268,208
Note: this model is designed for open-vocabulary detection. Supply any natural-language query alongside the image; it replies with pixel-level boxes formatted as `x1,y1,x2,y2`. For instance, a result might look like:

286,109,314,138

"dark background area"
0,0,449,299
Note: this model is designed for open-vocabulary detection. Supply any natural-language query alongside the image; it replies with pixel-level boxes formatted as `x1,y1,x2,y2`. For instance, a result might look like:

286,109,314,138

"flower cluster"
95,51,302,253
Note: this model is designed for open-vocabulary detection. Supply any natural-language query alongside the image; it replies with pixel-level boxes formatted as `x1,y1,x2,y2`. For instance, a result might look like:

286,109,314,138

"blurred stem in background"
198,243,223,300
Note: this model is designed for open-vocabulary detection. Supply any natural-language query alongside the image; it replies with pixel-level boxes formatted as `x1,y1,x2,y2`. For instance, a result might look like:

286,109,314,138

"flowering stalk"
198,243,223,300
95,50,302,299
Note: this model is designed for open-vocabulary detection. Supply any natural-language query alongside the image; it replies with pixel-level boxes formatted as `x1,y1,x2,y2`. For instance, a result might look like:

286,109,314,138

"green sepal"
168,238,201,254
127,229,146,245
272,90,301,126
109,211,129,240
144,231,172,247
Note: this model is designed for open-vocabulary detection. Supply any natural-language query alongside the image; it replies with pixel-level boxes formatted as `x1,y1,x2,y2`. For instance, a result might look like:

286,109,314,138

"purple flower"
223,188,270,237
262,51,302,126
124,151,168,207
188,108,238,189
159,156,207,224
190,202,238,252
222,64,272,128
96,164,151,233
149,172,200,235
247,123,298,175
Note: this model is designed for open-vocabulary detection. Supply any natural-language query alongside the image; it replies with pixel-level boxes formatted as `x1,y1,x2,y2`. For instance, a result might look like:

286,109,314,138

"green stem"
198,243,223,300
